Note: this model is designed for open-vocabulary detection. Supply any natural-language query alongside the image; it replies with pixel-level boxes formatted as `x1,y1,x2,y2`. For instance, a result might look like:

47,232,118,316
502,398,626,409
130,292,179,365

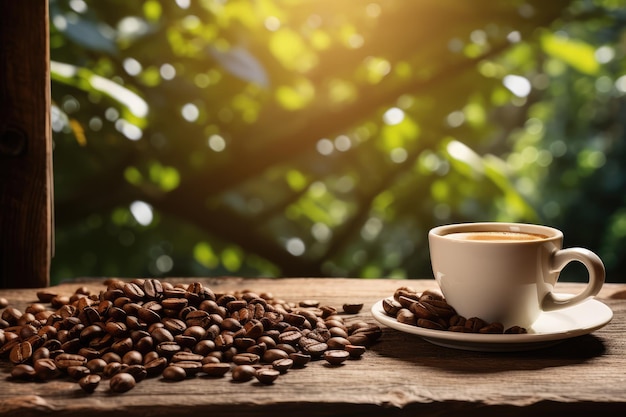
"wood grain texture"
0,0,53,288
0,278,625,417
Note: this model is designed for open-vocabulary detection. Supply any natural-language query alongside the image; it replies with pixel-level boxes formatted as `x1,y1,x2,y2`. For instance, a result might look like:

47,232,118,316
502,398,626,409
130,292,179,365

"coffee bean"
33,358,61,380
324,350,350,366
103,362,124,378
231,364,256,382
79,374,101,393
505,326,528,334
255,368,280,384
162,365,187,381
479,322,505,334
464,317,488,333
67,365,91,380
342,303,363,314
299,337,328,357
171,360,202,377
262,348,288,363
232,353,260,365
125,364,148,382
345,344,366,358
201,362,231,377
11,364,36,380
55,353,87,369
272,358,293,374
382,298,402,316
9,341,33,364
145,357,168,377
109,372,136,393
288,352,311,368
327,337,350,350
396,308,416,325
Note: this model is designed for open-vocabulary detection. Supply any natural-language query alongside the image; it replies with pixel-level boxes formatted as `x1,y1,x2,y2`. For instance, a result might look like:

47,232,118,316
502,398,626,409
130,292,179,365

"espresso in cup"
429,222,605,329
445,231,547,242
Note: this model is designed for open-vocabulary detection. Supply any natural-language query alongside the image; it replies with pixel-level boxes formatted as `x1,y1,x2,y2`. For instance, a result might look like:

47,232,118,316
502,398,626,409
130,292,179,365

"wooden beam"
0,0,52,288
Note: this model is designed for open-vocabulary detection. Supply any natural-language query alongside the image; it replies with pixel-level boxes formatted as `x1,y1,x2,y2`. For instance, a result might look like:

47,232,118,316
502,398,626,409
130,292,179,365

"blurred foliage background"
49,0,626,284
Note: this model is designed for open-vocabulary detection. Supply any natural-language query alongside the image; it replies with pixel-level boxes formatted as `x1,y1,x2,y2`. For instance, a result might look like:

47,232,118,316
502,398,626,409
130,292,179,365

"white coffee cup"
428,222,605,330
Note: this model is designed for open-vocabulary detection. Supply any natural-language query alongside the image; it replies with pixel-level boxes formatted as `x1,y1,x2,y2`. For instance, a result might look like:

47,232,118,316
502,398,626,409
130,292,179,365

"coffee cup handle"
542,248,605,311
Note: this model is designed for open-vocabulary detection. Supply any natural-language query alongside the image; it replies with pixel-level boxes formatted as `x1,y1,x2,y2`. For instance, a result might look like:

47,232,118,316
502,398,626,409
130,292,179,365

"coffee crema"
445,231,548,242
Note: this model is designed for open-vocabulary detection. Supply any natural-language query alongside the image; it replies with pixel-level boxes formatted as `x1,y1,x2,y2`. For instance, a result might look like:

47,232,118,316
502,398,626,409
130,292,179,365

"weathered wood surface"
1,278,625,417
0,0,53,288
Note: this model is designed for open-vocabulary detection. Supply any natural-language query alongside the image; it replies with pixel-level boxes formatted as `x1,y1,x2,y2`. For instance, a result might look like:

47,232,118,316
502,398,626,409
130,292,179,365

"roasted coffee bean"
345,344,366,358
123,283,145,300
162,365,187,381
231,364,256,382
162,317,187,334
143,279,163,299
382,298,402,316
109,372,136,393
0,297,10,309
420,298,456,318
232,353,260,365
161,298,188,311
278,330,302,345
32,346,50,362
448,314,466,327
33,358,61,380
79,374,101,393
272,358,293,373
464,317,488,333
103,361,125,378
36,291,57,303
299,337,328,357
125,364,148,382
156,341,181,358
396,308,416,325
416,318,445,330
101,352,122,364
145,357,168,377
262,348,288,363
505,326,528,334
122,350,143,365
202,362,231,377
419,289,444,302
288,352,311,368
342,303,363,314
11,364,36,380
255,368,280,385
479,322,505,334
9,341,33,364
55,353,87,369
324,350,350,366
396,295,418,310
172,360,202,377
67,365,91,380
86,358,107,373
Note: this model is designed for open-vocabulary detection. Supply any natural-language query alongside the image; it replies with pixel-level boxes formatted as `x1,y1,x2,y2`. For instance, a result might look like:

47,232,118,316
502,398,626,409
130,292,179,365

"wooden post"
0,0,53,288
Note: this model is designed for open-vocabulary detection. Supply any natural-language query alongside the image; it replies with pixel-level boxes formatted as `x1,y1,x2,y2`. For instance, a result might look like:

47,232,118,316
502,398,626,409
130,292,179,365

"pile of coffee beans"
0,279,381,393
383,287,527,334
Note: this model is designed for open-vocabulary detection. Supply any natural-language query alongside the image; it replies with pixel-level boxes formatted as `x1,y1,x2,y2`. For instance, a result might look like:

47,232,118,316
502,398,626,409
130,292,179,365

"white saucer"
371,296,613,352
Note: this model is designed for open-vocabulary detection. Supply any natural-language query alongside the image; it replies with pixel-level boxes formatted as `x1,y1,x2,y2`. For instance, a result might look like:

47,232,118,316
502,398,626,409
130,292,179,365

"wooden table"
1,278,625,416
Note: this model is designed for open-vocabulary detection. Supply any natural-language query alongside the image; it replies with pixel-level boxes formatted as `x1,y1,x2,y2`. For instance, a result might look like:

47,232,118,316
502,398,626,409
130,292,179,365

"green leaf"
541,33,600,75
